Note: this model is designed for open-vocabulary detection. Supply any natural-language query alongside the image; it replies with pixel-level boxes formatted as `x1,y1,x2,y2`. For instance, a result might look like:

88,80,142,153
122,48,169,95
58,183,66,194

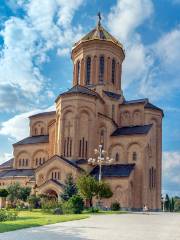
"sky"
0,0,180,196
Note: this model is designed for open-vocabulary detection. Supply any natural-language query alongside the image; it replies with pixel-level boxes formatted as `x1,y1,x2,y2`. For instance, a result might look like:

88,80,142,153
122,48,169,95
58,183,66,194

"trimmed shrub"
110,202,121,211
0,209,18,222
62,195,84,214
86,207,99,213
0,189,8,198
28,195,41,209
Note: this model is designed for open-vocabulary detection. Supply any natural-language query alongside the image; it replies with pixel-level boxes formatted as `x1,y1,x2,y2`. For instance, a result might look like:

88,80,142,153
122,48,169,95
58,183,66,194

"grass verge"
0,210,89,233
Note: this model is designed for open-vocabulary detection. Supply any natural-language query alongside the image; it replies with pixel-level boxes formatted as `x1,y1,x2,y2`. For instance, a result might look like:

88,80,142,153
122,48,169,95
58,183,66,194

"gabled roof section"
0,158,14,169
29,111,56,118
0,169,34,179
145,102,164,116
35,155,84,172
90,164,135,178
103,91,121,100
55,85,103,103
111,124,152,137
122,98,164,116
122,98,148,105
38,179,64,189
13,135,49,146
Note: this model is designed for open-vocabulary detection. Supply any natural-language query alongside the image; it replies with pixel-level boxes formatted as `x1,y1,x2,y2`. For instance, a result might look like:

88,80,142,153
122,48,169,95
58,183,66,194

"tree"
7,182,21,206
169,197,175,212
7,183,31,207
0,189,8,198
77,175,98,207
165,194,170,211
97,182,113,199
67,195,84,214
174,198,180,212
60,174,77,201
19,186,31,202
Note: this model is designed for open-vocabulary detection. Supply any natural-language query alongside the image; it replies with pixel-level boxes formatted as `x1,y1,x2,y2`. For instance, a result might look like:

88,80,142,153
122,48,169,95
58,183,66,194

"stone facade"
0,21,163,210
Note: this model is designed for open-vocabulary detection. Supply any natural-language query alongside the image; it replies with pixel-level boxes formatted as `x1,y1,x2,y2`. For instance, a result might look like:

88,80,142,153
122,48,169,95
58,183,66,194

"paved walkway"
0,213,180,240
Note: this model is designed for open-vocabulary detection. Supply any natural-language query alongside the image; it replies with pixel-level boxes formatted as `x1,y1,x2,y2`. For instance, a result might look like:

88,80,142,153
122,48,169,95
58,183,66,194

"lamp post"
88,144,114,182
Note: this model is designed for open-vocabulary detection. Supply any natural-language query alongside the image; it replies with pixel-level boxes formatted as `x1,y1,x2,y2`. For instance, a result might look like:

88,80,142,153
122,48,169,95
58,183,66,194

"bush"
0,189,8,198
62,195,84,214
41,199,60,211
110,202,121,211
28,195,41,209
86,207,99,213
0,209,18,222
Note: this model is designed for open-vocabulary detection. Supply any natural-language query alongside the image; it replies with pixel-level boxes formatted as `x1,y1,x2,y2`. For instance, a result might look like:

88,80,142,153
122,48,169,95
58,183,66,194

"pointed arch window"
77,61,80,84
112,59,116,84
86,57,91,85
115,153,119,162
132,152,137,161
99,56,104,83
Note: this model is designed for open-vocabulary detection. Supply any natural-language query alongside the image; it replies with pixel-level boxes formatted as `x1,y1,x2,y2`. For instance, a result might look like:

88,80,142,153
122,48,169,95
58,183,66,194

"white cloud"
163,152,180,195
0,105,55,141
0,0,84,112
0,152,13,165
107,0,180,101
107,0,153,43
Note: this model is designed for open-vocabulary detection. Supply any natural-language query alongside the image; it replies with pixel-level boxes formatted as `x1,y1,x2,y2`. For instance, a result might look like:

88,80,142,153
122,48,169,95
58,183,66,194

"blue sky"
0,0,180,196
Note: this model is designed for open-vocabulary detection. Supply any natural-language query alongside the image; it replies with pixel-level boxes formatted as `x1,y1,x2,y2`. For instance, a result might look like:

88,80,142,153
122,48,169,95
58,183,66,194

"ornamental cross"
97,12,101,26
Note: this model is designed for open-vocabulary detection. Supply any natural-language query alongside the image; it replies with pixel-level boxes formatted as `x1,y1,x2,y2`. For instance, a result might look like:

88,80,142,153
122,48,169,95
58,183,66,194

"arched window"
115,153,119,162
77,61,80,84
112,59,116,84
41,127,44,135
112,105,115,120
25,159,28,166
86,57,91,85
100,129,105,147
19,159,22,167
34,128,37,135
79,137,88,158
99,56,104,83
132,152,137,161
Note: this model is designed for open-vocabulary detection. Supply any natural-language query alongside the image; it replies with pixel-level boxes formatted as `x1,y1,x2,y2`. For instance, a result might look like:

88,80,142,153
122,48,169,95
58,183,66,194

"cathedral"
0,18,163,210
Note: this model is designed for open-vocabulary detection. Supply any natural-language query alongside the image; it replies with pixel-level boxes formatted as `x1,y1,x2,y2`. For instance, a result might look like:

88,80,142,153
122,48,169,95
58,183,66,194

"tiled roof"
0,169,34,178
145,102,164,116
123,99,148,105
56,85,101,102
111,124,152,136
91,164,135,178
29,111,56,118
73,24,124,53
0,158,14,168
35,155,84,172
103,91,121,100
75,159,87,164
13,135,49,146
38,179,64,188
122,99,164,116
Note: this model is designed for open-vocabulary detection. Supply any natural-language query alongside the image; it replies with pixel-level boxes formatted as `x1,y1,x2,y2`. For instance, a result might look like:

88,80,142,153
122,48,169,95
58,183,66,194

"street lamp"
88,144,114,182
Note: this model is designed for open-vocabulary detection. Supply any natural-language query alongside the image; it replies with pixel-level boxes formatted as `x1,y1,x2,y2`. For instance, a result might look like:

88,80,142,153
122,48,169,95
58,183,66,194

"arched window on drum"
112,59,116,84
86,57,91,85
99,56,104,83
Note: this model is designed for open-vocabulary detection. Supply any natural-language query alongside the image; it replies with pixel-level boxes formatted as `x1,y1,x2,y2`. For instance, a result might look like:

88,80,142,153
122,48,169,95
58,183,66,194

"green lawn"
0,210,89,233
